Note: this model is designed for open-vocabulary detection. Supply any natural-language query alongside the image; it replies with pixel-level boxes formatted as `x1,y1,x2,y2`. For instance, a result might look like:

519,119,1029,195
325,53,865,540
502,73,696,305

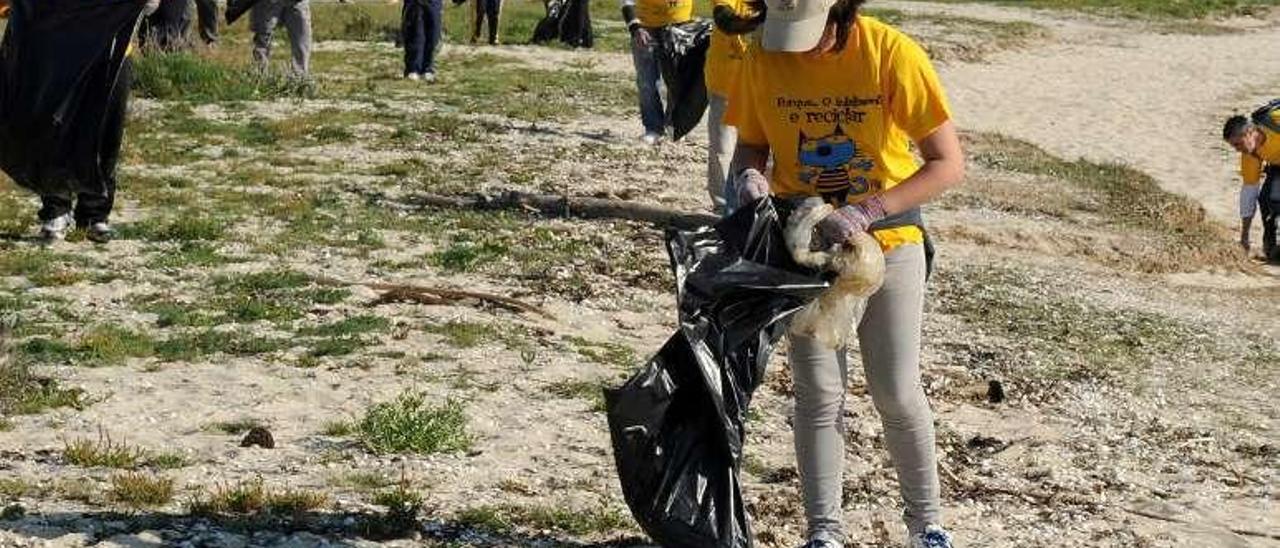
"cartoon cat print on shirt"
797,124,875,205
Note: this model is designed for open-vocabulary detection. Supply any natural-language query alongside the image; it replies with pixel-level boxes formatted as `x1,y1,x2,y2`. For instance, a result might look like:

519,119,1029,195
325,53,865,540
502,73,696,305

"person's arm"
622,0,650,47
877,121,964,215
0,0,10,19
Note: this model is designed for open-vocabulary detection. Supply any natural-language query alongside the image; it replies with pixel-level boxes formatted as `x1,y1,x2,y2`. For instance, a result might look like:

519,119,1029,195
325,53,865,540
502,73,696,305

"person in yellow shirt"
1223,108,1280,263
721,0,964,546
703,0,750,212
621,0,693,145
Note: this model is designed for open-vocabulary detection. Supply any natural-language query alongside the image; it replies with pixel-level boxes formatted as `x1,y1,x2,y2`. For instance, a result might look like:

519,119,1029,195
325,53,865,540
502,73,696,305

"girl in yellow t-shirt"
720,0,965,546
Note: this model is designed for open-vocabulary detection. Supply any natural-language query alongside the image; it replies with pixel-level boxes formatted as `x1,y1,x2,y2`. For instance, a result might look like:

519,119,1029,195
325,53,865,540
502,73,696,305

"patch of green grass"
155,328,289,360
297,315,391,338
0,249,89,287
109,473,175,508
133,51,316,102
63,434,146,469
0,478,34,499
429,241,509,272
146,242,236,269
140,300,220,328
456,503,632,536
936,264,1207,384
563,336,636,369
544,379,608,412
147,452,191,470
205,418,266,435
330,471,393,491
965,133,1241,272
306,337,368,358
188,478,329,518
76,325,156,366
0,355,88,415
117,216,228,242
357,391,472,455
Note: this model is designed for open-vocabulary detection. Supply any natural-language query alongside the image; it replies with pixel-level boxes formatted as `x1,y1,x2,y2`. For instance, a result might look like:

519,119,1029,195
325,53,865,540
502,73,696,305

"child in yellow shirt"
1223,109,1280,263
721,0,965,545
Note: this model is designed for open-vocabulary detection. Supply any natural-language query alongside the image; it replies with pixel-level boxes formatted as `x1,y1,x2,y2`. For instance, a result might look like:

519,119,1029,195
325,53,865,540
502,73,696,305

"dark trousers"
195,0,219,44
140,0,193,51
1262,167,1280,262
38,60,131,225
402,0,443,75
561,0,592,48
472,0,501,44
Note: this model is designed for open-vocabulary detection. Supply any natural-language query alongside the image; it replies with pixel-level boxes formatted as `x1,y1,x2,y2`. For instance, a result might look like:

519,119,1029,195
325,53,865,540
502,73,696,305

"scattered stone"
987,380,1006,404
240,427,275,449
0,504,24,521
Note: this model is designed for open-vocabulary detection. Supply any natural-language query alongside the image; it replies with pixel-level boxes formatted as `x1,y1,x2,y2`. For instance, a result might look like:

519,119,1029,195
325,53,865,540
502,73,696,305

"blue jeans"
630,31,665,135
403,0,443,75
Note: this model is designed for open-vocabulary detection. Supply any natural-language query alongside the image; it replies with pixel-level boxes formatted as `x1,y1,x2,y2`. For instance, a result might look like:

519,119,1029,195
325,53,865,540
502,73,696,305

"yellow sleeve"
723,60,767,146
885,34,953,141
1242,154,1263,185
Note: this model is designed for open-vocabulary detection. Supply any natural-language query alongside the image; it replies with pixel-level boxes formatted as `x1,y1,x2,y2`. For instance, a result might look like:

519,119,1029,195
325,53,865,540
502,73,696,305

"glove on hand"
736,168,770,205
817,196,888,247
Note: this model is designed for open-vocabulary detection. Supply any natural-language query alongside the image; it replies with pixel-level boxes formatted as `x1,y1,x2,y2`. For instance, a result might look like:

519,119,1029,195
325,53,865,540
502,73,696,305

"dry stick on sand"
409,191,722,230
310,276,553,319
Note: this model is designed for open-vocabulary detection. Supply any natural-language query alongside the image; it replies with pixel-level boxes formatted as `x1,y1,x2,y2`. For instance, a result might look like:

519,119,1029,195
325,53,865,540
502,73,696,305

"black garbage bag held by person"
606,198,830,548
658,19,711,141
0,0,146,198
532,0,592,48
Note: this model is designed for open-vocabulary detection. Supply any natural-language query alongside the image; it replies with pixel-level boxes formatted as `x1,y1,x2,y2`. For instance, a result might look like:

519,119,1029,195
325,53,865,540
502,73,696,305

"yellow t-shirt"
636,0,694,27
726,16,951,251
704,0,749,97
1241,111,1280,185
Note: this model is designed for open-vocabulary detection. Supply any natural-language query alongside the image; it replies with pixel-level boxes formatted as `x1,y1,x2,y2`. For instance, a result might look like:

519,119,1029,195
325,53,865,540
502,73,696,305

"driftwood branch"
311,276,553,319
408,191,721,230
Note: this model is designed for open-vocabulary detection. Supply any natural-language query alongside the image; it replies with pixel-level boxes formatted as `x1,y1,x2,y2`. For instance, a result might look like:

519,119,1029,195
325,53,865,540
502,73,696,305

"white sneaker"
86,222,113,243
422,71,437,83
908,525,954,548
640,132,662,146
405,73,421,81
38,213,73,242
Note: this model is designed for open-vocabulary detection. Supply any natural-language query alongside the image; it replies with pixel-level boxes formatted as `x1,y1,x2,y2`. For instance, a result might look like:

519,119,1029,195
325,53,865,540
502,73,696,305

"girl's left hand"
816,196,886,246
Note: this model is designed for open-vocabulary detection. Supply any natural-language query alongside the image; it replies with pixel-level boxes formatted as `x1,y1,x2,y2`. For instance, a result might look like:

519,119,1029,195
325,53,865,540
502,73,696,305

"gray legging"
789,242,940,541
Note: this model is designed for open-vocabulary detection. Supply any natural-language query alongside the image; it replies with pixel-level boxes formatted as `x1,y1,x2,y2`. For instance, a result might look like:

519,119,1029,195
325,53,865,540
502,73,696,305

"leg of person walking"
282,0,312,76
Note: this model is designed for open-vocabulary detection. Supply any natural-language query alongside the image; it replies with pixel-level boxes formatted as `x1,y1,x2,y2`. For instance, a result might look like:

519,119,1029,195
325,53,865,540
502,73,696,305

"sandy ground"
878,1,1280,228
1,2,1278,548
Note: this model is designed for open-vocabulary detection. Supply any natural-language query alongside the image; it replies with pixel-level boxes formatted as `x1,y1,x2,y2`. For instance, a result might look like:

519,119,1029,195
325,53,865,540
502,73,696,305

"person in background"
722,0,965,545
1223,110,1280,263
1,0,157,243
141,0,192,51
704,0,752,212
402,0,443,82
251,0,312,76
195,0,219,46
621,0,693,145
472,0,502,45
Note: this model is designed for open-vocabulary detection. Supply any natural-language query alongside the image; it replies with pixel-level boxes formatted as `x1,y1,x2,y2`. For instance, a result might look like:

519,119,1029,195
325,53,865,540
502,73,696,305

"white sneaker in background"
908,524,954,548
641,132,662,146
422,71,437,83
406,73,421,81
38,213,73,242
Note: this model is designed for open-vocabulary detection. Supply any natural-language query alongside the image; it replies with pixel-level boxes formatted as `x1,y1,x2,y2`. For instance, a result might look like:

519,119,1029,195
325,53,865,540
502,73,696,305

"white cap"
760,0,837,52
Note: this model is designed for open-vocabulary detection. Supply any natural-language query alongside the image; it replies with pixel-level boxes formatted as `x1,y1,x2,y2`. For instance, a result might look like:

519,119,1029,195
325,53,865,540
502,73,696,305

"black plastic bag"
531,0,593,48
658,19,710,141
606,199,829,548
0,0,144,197
139,0,192,51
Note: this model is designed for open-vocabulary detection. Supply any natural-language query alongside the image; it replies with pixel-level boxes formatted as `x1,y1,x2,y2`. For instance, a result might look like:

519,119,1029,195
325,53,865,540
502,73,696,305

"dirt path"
881,0,1280,226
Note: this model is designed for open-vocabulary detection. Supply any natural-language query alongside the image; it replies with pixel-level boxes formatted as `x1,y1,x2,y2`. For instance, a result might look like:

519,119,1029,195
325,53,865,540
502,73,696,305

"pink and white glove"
736,168,770,205
817,196,887,247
